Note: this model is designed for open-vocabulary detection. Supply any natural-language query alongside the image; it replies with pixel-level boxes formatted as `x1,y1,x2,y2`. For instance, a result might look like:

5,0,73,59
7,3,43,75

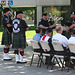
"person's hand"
66,27,69,32
7,24,12,27
46,27,48,29
49,25,53,28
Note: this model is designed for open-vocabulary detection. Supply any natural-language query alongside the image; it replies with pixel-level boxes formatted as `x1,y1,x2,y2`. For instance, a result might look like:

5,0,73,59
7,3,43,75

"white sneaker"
3,53,12,61
17,55,27,64
15,54,19,62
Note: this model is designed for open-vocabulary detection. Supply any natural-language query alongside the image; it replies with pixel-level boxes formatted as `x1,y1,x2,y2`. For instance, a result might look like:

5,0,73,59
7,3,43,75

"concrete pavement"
0,44,75,75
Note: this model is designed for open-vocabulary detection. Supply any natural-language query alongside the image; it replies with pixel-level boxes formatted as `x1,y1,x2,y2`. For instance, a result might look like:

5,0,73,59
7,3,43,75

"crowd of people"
1,7,75,68
33,26,75,68
33,12,75,67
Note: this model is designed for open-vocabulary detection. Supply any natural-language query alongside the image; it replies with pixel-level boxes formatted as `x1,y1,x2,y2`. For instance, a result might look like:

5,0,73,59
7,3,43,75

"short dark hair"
35,27,42,33
3,8,10,13
45,28,52,34
16,10,23,16
71,27,75,35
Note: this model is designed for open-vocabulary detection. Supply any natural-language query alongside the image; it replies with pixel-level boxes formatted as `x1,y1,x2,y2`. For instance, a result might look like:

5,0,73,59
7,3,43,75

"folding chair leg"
38,55,44,68
39,59,42,67
39,56,43,67
55,57,61,67
41,56,44,64
61,59,65,71
67,59,70,72
37,55,41,67
59,58,63,65
47,56,51,69
51,57,55,70
30,54,34,66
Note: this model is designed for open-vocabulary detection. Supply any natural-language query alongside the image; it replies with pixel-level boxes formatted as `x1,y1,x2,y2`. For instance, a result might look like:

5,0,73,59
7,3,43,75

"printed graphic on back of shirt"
13,19,20,33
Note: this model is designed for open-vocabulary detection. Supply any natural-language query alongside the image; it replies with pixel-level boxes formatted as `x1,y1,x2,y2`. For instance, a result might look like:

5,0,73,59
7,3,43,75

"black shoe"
3,59,12,61
16,61,27,64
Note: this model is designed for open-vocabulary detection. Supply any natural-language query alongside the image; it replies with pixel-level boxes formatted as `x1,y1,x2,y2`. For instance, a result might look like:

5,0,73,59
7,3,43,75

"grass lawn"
0,32,3,41
26,30,36,38
0,30,56,41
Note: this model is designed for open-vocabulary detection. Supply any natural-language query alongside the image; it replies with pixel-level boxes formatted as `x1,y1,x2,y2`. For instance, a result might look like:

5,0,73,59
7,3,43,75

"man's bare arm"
49,22,56,28
69,24,75,29
39,25,48,29
66,24,75,32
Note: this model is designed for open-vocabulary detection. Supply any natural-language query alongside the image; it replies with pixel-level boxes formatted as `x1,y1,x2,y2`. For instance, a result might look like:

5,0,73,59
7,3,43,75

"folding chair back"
52,41,64,51
30,40,41,66
30,40,40,49
51,42,65,70
40,40,50,52
68,43,75,53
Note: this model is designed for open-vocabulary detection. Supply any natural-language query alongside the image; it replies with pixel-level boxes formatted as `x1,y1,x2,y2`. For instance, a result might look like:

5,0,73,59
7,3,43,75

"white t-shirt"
68,36,75,44
52,33,68,48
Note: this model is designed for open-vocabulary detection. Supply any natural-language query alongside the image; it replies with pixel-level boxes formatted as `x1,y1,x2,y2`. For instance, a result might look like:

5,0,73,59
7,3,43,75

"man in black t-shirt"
12,11,29,63
48,18,56,29
38,13,56,35
2,8,12,61
64,11,75,39
66,11,75,32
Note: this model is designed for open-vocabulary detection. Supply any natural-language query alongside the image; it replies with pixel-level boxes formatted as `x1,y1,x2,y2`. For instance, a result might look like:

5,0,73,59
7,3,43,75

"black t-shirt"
48,20,55,29
12,18,28,36
2,15,12,33
38,19,49,33
65,21,72,27
64,19,75,27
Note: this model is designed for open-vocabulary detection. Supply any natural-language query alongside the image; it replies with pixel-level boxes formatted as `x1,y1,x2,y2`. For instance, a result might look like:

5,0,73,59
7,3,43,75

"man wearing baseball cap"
67,11,75,32
38,13,56,36
12,10,29,63
1,8,12,61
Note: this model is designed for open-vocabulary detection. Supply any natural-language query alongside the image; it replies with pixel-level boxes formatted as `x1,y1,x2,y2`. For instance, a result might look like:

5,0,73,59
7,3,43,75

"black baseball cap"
42,13,47,16
3,8,10,13
16,10,23,16
71,11,75,15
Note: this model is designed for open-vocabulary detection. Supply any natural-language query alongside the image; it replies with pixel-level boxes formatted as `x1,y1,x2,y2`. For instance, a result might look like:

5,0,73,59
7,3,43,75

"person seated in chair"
52,25,68,49
68,27,75,43
52,25,74,68
33,27,42,42
41,28,54,65
68,27,75,65
33,27,42,52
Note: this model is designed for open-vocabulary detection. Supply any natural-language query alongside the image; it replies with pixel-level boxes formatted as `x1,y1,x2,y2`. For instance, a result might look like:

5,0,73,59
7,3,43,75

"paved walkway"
0,44,75,75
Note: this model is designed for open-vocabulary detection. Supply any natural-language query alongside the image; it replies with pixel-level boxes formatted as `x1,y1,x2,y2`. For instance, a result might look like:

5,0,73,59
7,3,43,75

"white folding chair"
52,41,66,70
40,40,54,69
30,40,42,66
68,43,75,72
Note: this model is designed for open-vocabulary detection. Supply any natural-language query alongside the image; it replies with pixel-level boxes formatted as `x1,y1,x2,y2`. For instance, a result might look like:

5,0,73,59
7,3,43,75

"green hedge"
29,26,37,30
0,26,37,31
0,26,3,31
0,25,38,31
